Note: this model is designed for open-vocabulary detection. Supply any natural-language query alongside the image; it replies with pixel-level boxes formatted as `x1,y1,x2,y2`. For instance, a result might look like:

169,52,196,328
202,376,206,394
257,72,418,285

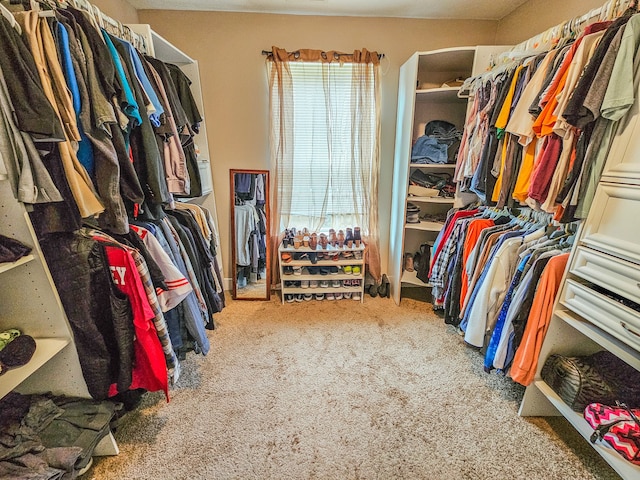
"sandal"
329,229,337,247
320,233,328,249
0,329,21,352
353,227,362,247
345,228,354,248
377,274,390,298
281,253,292,263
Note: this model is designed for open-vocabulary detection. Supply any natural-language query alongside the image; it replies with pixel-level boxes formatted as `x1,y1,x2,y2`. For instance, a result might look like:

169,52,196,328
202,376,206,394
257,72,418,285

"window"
271,61,377,233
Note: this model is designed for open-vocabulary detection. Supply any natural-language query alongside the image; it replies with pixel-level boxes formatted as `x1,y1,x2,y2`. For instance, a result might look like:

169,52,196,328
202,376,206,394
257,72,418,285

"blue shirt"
411,136,448,164
56,22,95,178
102,30,143,130
484,253,530,371
115,37,164,128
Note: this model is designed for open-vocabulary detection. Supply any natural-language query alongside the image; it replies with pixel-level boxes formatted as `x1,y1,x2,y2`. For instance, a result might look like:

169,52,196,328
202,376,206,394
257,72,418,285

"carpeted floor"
86,296,621,480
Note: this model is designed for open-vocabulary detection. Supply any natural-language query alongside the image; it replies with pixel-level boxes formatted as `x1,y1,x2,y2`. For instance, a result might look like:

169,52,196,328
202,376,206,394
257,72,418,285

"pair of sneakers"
343,265,361,275
0,329,36,376
285,294,314,302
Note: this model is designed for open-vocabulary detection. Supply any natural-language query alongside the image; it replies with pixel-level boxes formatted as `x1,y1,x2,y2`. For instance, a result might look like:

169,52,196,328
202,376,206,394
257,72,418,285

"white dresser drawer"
581,182,640,265
562,279,640,352
602,99,640,182
571,246,640,305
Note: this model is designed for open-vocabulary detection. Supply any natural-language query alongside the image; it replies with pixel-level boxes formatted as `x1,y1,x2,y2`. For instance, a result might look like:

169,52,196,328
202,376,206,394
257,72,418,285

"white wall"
138,10,498,279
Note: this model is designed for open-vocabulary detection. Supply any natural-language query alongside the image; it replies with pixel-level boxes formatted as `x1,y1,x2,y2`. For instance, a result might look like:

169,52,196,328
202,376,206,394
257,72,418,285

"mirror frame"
230,169,271,300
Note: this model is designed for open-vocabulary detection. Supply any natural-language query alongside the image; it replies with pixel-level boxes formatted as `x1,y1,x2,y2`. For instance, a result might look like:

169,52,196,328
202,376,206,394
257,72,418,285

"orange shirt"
512,138,538,203
510,253,570,386
460,219,495,309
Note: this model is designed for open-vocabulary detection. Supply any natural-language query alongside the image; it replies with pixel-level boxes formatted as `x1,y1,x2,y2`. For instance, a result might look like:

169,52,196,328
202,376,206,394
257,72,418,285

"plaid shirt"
431,219,468,301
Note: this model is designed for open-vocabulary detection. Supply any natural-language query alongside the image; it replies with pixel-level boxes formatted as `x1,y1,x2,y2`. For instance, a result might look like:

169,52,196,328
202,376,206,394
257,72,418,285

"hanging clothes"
454,10,640,223
0,3,225,405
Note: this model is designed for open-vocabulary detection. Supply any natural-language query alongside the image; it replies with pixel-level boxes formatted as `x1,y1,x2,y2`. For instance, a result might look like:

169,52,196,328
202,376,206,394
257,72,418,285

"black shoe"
378,274,390,298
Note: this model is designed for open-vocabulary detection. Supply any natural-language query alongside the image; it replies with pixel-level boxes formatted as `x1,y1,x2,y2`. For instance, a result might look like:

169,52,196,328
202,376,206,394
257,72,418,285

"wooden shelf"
416,47,476,72
282,273,363,281
535,380,640,480
0,254,35,275
409,163,456,169
555,309,640,372
401,269,432,287
0,337,70,398
279,242,365,304
280,243,365,253
405,221,444,232
407,196,455,204
283,259,364,267
416,87,466,103
282,287,363,295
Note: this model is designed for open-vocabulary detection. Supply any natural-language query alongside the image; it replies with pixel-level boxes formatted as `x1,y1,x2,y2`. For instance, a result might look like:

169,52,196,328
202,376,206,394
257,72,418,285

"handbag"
585,402,640,465
415,243,431,284
541,351,640,412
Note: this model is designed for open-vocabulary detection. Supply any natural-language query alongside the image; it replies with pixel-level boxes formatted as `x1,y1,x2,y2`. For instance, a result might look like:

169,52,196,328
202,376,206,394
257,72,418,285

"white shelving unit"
0,21,224,461
0,254,34,274
389,46,509,305
0,178,118,455
518,89,640,478
405,221,445,232
0,338,70,399
278,243,366,303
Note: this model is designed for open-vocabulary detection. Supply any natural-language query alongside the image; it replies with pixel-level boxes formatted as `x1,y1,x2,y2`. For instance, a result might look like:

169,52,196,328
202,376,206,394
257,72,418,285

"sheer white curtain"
267,47,382,281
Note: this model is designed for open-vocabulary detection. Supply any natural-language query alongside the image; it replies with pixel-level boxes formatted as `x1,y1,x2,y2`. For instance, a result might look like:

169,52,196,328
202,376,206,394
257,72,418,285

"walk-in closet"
0,0,638,478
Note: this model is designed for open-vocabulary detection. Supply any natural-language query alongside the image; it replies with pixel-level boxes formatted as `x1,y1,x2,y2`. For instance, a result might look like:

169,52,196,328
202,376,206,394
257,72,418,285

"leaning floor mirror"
230,169,271,300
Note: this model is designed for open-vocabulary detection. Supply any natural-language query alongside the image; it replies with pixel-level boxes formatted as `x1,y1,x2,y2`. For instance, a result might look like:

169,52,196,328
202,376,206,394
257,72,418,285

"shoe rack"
278,243,366,304
0,178,119,454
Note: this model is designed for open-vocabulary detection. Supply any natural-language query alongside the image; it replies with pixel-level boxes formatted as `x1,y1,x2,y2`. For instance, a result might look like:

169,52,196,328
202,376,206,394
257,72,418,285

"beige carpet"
87,296,620,480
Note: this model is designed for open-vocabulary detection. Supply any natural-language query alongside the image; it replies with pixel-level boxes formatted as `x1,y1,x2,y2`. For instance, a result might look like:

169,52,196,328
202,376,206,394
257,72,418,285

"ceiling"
126,0,529,21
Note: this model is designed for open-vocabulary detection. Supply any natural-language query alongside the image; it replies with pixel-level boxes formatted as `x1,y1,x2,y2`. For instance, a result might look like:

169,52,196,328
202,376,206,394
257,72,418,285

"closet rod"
508,0,636,55
9,0,149,53
261,49,385,60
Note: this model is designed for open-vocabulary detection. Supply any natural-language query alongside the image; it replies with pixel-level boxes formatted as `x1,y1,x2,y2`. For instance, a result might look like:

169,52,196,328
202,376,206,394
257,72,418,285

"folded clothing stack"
406,203,420,224
0,392,121,478
409,170,456,198
411,120,462,164
541,351,640,412
0,234,31,263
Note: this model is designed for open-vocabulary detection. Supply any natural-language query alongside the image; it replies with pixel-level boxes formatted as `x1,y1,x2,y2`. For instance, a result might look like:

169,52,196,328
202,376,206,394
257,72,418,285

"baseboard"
223,277,233,291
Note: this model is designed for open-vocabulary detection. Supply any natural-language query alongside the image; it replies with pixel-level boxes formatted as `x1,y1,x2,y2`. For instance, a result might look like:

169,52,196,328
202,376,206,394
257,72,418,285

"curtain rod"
261,49,385,59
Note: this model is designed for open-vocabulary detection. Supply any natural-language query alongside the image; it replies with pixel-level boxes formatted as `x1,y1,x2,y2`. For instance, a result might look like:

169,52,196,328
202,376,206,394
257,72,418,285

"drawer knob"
621,322,640,339
637,282,640,289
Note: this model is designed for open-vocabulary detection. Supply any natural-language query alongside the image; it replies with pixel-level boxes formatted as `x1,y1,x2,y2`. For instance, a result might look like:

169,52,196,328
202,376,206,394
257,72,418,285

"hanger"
0,2,21,33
